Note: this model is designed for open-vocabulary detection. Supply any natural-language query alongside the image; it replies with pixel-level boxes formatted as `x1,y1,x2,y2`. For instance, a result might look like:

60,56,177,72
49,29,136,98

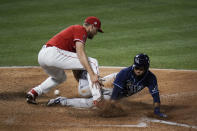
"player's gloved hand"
154,107,167,118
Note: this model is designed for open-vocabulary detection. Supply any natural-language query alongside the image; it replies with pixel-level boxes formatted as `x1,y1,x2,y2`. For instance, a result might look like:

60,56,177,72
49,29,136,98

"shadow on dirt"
0,91,50,102
0,91,26,100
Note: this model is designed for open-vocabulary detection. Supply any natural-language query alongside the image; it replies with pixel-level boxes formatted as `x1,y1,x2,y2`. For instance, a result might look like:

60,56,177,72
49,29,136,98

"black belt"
46,44,53,47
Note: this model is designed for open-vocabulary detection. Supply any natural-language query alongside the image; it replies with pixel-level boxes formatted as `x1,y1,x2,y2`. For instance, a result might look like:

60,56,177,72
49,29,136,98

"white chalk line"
0,66,196,72
142,117,197,129
4,117,197,129
87,116,197,129
4,117,147,128
88,117,197,129
3,118,147,128
88,122,147,128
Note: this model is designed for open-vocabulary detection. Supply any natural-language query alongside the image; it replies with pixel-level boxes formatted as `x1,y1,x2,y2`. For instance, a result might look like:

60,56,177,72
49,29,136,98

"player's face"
134,66,145,76
87,25,98,39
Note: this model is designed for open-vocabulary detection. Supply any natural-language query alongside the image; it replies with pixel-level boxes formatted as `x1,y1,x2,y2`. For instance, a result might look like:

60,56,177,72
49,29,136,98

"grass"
0,0,197,69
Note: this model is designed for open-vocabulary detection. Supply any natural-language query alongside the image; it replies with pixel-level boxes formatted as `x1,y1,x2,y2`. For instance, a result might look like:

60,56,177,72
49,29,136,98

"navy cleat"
47,97,64,106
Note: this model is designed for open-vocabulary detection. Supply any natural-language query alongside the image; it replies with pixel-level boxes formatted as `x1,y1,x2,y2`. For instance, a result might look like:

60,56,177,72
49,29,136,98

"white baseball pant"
33,45,101,101
59,87,113,108
57,73,117,108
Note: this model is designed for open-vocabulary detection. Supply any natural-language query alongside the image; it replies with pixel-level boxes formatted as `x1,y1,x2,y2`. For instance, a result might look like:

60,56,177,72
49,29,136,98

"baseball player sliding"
26,16,104,105
47,53,167,118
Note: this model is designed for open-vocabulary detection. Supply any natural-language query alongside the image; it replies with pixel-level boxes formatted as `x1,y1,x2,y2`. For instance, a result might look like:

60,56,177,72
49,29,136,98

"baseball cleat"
26,89,38,104
26,93,37,104
47,97,64,106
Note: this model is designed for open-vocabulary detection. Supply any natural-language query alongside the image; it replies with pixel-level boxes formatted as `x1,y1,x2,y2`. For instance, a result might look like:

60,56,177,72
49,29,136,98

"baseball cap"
85,16,103,33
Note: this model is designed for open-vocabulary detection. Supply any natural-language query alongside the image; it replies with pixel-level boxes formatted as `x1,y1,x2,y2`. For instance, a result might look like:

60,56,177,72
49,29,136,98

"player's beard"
87,32,94,39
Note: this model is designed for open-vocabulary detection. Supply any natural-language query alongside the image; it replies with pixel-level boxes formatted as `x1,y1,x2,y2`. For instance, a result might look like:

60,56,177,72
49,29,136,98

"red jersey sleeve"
73,25,87,44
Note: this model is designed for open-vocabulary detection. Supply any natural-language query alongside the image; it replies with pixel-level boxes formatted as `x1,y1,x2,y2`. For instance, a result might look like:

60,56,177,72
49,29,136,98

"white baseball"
54,89,60,95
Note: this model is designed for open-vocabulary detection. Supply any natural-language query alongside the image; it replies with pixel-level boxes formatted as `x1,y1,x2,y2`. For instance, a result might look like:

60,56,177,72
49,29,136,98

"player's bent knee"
78,85,91,97
54,73,67,84
78,78,91,96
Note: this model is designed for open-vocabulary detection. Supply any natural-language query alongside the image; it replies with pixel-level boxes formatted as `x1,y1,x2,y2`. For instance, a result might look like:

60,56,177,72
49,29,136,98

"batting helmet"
133,53,150,70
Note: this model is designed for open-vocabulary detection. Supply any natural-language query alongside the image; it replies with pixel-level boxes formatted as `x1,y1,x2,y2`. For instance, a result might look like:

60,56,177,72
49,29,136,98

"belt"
46,44,53,47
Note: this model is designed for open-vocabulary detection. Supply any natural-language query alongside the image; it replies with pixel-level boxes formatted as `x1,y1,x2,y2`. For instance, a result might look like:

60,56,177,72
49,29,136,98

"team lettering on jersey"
125,80,144,96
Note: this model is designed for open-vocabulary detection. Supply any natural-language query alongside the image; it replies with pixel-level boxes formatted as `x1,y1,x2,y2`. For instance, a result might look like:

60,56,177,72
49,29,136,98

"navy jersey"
111,66,160,103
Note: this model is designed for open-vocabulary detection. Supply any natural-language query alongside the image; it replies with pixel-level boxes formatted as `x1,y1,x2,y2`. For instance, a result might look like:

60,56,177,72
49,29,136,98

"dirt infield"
0,67,197,131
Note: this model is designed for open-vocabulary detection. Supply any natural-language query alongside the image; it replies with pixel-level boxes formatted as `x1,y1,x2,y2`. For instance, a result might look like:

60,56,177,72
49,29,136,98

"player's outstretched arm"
76,42,99,84
150,88,167,118
148,80,168,118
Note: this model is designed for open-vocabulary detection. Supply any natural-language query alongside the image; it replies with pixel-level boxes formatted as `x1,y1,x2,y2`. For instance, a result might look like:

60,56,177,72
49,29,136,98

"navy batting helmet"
133,53,150,70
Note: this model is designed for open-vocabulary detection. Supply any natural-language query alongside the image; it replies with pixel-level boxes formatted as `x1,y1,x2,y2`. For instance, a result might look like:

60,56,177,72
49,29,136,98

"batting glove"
154,107,167,118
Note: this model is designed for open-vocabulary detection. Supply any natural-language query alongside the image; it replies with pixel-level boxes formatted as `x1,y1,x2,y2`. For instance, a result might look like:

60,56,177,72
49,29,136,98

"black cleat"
26,93,37,104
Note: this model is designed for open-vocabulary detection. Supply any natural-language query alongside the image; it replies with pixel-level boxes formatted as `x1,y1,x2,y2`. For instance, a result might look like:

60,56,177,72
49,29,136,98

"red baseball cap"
85,16,103,33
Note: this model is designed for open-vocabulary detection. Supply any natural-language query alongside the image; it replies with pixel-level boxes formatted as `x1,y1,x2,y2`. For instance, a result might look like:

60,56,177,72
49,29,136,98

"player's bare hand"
90,73,99,83
89,74,103,88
